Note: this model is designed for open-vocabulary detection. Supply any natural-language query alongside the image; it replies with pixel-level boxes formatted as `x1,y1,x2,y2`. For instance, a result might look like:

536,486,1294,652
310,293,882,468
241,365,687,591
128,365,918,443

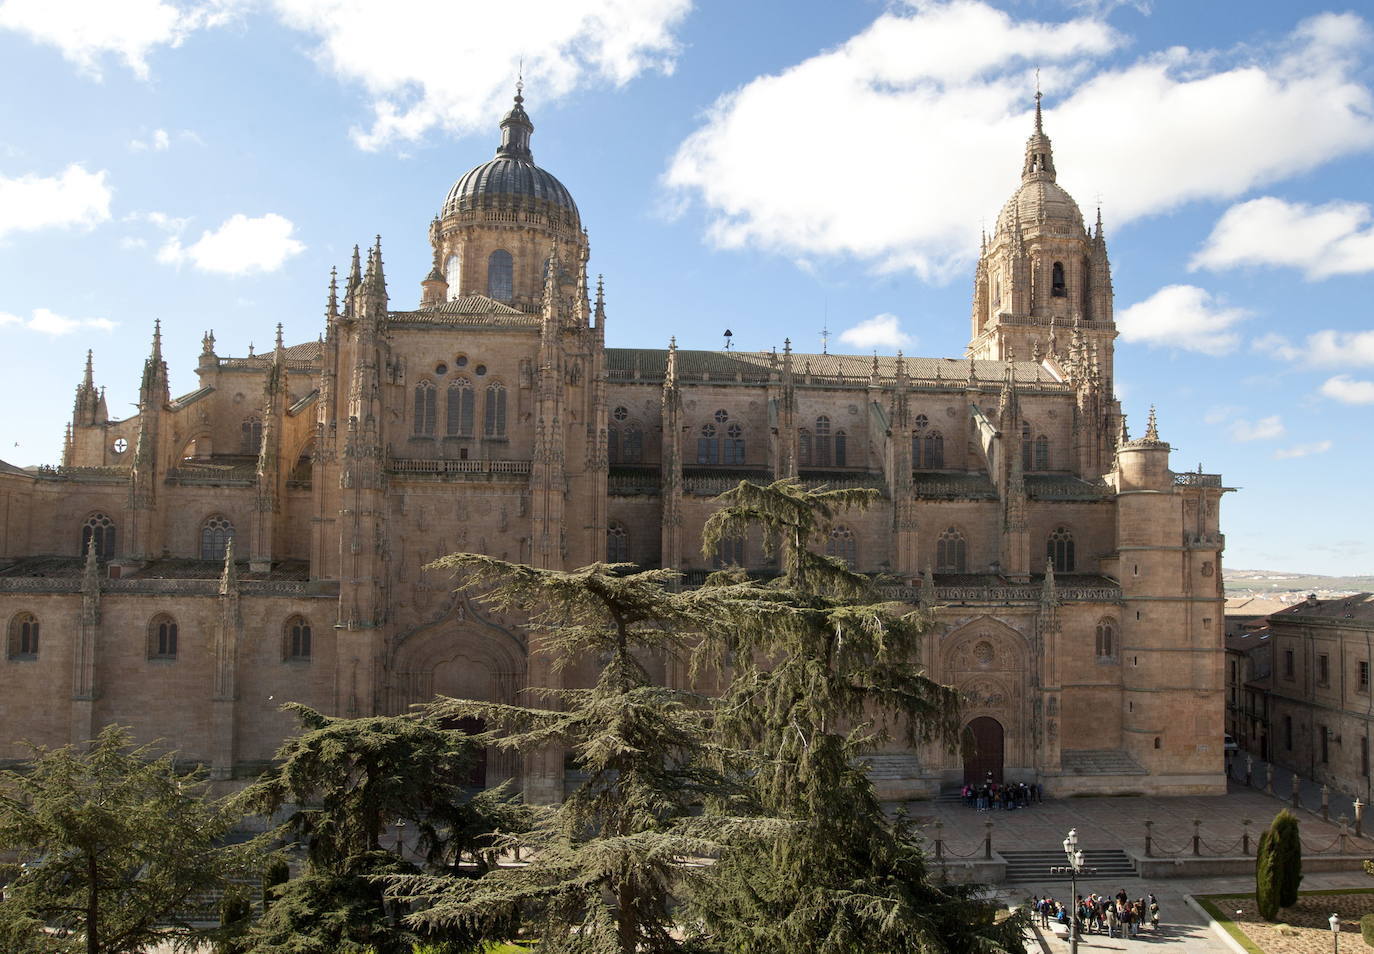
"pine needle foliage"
1255,825,1279,921
0,725,256,954
392,556,736,954
1271,809,1303,908
239,705,520,954
688,478,1027,954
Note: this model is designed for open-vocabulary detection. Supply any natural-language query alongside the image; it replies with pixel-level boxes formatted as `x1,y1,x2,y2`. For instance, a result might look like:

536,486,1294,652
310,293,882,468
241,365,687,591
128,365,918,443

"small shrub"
1360,912,1374,947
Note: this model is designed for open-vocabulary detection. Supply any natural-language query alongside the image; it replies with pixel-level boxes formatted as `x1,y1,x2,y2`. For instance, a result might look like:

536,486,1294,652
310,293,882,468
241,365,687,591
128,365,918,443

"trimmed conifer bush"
1360,912,1374,947
1271,809,1303,907
1255,825,1279,921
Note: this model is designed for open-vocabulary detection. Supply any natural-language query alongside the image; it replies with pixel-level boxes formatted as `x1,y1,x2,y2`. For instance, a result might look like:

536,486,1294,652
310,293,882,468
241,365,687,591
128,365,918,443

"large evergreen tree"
688,477,1028,953
0,725,254,954
391,558,734,954
239,705,522,954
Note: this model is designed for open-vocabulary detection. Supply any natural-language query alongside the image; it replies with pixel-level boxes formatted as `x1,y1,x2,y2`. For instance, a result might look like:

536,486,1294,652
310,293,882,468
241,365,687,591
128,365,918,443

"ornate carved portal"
941,617,1031,778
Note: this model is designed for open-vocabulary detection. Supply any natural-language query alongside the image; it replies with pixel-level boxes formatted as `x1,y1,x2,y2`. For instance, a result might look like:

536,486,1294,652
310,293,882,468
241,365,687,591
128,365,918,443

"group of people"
960,780,1041,810
1033,890,1161,939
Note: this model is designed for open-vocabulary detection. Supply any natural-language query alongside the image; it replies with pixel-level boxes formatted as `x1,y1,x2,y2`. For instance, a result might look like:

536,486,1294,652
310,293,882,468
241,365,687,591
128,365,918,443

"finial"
327,266,339,317
1034,68,1043,132
595,273,605,305
516,56,524,103
275,323,285,351
82,350,94,388
669,335,677,351
1146,405,1159,441
783,337,791,355
248,342,255,357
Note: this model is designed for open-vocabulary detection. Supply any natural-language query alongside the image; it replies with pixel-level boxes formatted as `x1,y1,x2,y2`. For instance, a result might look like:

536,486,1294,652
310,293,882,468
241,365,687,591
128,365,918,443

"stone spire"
1145,405,1159,441
327,266,339,319
369,235,387,297
496,83,534,161
594,274,606,331
1021,90,1057,183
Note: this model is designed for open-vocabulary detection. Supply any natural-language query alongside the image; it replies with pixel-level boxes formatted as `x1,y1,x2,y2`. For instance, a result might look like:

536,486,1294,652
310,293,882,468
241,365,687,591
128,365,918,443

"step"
1000,848,1137,883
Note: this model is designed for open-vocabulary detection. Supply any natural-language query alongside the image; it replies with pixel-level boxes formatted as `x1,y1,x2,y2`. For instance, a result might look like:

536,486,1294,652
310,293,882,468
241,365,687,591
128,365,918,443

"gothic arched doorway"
963,716,1005,785
441,715,488,789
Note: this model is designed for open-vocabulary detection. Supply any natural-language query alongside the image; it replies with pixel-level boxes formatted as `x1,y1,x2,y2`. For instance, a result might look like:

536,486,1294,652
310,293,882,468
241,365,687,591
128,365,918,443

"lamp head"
1331,913,1341,932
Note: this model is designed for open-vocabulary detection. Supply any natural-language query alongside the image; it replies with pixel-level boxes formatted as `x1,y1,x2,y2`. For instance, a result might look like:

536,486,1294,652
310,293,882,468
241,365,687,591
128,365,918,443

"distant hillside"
1225,568,1374,597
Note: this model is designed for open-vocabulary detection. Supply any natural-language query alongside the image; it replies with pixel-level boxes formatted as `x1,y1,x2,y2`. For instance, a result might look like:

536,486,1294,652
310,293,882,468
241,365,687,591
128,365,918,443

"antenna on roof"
723,329,733,351
820,297,830,355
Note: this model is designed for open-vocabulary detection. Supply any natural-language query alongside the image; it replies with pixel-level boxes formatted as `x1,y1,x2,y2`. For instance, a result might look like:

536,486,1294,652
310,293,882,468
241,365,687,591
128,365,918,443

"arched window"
826,525,857,568
200,515,235,562
413,380,437,436
1051,261,1067,297
924,429,944,469
834,429,847,467
445,378,474,437
148,614,178,660
1021,421,1033,471
444,253,461,295
623,424,642,464
284,616,312,661
1095,617,1117,660
607,523,629,563
1034,434,1050,471
1047,526,1075,573
798,428,812,466
241,416,262,454
81,512,115,561
936,527,967,573
484,383,507,437
607,424,621,464
487,249,513,301
814,416,832,466
714,535,745,568
697,423,718,465
725,423,745,465
7,612,39,660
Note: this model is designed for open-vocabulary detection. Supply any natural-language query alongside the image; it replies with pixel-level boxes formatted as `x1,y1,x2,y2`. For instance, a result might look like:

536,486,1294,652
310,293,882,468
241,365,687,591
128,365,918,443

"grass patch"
1195,890,1374,954
1194,895,1265,954
483,944,535,953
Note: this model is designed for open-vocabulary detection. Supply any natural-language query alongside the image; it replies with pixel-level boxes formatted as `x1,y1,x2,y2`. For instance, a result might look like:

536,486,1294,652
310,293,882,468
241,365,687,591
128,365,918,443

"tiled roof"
1223,596,1292,617
429,295,525,316
1272,593,1374,621
606,348,1054,385
169,386,214,409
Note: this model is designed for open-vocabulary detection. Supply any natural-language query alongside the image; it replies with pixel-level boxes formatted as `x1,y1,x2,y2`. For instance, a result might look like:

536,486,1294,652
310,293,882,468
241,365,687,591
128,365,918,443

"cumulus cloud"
1192,196,1374,278
1116,284,1249,356
156,212,305,275
0,163,112,239
266,0,690,150
1274,440,1332,460
1231,416,1285,442
837,313,913,351
1255,329,1374,367
0,0,229,80
1320,374,1374,405
0,307,116,334
129,128,171,151
665,4,1374,278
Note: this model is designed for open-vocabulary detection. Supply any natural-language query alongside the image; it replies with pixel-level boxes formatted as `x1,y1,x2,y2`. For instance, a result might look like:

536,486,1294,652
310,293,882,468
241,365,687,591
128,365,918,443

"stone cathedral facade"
0,94,1229,799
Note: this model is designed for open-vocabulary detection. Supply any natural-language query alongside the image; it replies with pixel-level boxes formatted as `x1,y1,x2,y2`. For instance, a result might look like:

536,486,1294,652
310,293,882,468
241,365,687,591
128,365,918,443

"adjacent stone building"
0,92,1231,798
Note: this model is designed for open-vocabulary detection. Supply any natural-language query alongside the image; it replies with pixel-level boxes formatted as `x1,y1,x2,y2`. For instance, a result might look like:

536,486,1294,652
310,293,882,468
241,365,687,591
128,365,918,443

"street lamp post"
394,817,407,860
1049,828,1096,954
1331,913,1341,954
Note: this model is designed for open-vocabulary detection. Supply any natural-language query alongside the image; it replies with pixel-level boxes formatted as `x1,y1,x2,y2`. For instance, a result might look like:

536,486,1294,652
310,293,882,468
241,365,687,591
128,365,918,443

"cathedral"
0,91,1229,799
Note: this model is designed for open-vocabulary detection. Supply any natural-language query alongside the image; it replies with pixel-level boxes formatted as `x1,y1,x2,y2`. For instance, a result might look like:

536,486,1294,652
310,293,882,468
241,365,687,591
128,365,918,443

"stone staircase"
1059,749,1148,776
1000,848,1137,884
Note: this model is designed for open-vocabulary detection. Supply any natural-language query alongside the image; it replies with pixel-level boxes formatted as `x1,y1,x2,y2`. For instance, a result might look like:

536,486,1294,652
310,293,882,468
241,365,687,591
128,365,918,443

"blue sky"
1,0,1372,574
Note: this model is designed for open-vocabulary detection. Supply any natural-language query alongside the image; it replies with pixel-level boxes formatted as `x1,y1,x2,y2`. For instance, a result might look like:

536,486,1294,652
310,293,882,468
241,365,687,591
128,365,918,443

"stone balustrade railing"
387,458,531,481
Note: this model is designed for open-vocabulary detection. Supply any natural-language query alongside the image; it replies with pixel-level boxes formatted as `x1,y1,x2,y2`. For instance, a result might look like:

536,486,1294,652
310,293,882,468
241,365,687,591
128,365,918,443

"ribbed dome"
440,91,580,226
996,179,1085,237
443,158,579,220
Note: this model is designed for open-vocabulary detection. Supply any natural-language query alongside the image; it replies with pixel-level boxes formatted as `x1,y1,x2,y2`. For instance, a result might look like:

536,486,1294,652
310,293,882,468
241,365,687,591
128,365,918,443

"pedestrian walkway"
1228,751,1370,831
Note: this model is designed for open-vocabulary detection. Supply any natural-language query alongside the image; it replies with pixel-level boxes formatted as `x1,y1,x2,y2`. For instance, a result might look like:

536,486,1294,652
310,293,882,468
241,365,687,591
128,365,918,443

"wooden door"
962,716,1005,785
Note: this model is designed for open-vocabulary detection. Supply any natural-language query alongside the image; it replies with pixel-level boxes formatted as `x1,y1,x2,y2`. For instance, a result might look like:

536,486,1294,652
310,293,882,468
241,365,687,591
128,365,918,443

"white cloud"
1203,405,1241,425
1321,374,1374,405
1274,440,1332,460
266,0,690,150
0,307,116,335
0,0,228,80
1231,416,1285,442
1255,329,1374,367
665,4,1374,278
129,127,171,151
1116,284,1248,356
157,212,305,275
1192,196,1374,279
837,313,913,351
0,164,112,239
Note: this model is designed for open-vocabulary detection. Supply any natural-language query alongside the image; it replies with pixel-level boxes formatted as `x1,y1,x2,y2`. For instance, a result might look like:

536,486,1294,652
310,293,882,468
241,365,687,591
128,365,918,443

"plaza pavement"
907,781,1374,952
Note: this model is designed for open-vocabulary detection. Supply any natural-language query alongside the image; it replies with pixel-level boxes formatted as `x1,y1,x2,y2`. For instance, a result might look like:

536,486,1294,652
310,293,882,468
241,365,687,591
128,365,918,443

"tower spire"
1022,90,1056,182
82,350,94,390
497,80,534,161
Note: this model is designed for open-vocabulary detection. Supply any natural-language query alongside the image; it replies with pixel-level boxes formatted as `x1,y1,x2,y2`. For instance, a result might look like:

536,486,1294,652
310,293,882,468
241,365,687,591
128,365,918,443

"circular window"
455,355,468,368
435,363,447,375
613,406,628,421
112,438,128,454
713,409,729,424
701,423,716,438
475,364,487,376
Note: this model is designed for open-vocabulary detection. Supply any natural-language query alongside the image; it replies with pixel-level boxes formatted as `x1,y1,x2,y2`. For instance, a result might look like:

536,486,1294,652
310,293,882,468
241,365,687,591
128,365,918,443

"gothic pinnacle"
82,350,94,390
348,244,362,290
327,266,339,317
275,323,285,353
1145,405,1159,441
